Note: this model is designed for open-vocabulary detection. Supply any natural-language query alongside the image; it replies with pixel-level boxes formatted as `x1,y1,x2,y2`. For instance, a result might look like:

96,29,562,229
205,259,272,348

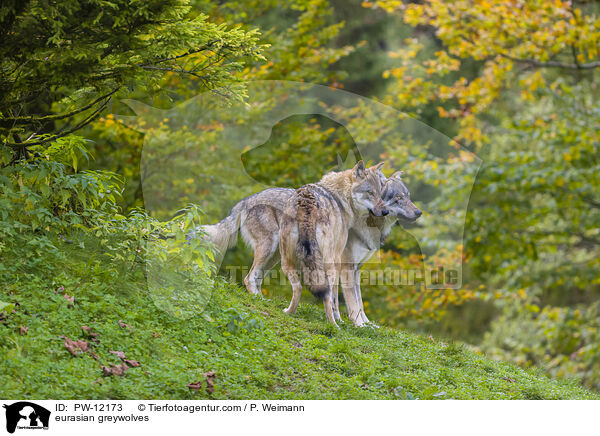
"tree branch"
140,65,210,82
3,96,112,149
0,87,120,127
139,42,220,67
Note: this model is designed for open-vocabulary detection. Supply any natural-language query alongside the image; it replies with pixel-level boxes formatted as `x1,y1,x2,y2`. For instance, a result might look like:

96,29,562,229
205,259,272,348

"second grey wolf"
341,171,421,325
278,161,387,326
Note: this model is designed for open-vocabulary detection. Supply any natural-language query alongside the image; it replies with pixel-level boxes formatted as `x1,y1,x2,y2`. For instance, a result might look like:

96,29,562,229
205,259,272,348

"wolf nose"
415,209,422,217
381,209,389,216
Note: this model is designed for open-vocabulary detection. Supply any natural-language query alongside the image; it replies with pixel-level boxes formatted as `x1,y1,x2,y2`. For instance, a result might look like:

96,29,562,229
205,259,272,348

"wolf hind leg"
282,272,302,315
244,239,278,295
322,289,339,327
281,255,302,315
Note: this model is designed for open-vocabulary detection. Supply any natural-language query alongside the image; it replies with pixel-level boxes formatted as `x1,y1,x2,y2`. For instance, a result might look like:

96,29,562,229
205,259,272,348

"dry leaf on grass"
188,372,216,394
62,336,89,356
204,371,216,394
118,320,134,331
109,350,127,359
101,363,129,377
108,350,141,368
186,381,203,391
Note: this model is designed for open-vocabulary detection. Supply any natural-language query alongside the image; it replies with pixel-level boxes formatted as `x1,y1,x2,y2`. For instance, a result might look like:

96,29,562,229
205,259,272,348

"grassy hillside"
1,251,597,401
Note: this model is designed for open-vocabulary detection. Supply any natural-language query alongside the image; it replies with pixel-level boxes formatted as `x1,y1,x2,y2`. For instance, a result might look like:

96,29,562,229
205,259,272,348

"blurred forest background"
1,0,599,392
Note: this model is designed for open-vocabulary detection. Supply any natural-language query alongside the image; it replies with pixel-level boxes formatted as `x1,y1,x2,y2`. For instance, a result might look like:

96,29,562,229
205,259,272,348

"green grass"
1,265,597,400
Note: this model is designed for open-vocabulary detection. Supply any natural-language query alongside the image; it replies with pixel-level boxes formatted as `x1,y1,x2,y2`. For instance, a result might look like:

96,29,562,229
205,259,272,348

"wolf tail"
295,214,330,300
190,203,243,260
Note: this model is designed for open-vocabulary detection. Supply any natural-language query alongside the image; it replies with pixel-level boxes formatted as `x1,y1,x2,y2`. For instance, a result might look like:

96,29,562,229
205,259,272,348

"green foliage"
0,147,121,278
144,206,216,319
241,115,358,188
0,0,264,163
224,307,265,334
0,301,15,317
480,302,600,391
458,48,600,394
0,137,215,318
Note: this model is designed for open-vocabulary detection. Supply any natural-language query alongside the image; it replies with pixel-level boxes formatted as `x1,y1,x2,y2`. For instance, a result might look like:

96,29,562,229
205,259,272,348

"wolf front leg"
340,266,365,327
353,268,371,324
329,260,344,323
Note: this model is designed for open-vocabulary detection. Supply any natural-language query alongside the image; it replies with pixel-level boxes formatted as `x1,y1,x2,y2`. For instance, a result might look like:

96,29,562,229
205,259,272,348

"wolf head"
350,161,388,217
382,171,422,222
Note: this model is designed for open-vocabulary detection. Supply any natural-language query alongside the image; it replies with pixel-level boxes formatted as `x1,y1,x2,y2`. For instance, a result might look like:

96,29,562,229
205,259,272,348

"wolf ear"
391,170,405,179
369,162,385,173
352,160,366,179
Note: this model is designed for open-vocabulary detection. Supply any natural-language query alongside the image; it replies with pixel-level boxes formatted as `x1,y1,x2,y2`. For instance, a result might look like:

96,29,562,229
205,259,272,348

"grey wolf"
198,187,294,295
278,161,387,326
